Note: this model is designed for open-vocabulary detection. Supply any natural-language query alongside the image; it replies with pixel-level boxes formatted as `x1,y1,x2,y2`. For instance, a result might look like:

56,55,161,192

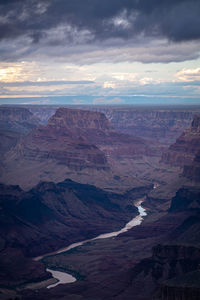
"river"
35,196,148,289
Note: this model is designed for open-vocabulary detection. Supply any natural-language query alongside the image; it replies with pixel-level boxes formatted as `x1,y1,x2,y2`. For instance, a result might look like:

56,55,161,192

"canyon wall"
0,179,152,288
0,106,40,157
28,105,200,146
0,107,154,190
161,115,200,167
183,150,200,182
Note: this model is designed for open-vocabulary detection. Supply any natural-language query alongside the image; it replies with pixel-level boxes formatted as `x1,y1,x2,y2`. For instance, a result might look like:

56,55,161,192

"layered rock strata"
0,106,40,157
0,108,154,190
161,115,200,166
0,179,152,288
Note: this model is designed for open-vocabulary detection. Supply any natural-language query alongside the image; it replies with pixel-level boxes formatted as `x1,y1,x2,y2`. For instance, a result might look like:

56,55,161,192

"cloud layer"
0,0,200,63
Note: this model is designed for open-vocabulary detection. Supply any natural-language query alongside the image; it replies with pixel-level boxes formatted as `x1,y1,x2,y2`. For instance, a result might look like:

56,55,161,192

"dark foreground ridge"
0,178,152,291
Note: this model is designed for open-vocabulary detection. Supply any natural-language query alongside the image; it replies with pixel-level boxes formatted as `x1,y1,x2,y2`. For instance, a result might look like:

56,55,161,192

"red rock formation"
96,107,197,145
46,107,154,158
7,108,109,170
28,105,196,147
0,107,156,189
161,115,200,166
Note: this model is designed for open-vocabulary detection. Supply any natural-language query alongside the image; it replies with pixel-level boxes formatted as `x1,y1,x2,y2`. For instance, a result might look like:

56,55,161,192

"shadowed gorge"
0,0,200,299
0,105,200,300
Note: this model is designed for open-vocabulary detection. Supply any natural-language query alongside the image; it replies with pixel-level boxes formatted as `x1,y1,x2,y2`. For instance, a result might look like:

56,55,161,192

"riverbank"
37,197,147,289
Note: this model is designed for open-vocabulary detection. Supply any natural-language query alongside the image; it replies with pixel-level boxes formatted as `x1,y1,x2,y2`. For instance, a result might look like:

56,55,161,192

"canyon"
0,107,158,192
162,114,200,167
0,105,200,300
27,105,200,146
0,106,40,158
0,179,153,289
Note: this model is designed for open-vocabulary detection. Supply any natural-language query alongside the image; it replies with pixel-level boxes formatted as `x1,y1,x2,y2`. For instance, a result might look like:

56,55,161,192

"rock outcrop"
0,106,40,158
159,270,200,300
134,244,200,300
183,150,200,182
0,106,40,133
110,186,200,300
161,115,200,166
97,107,196,145
169,186,200,212
28,105,58,124
0,108,110,188
27,105,198,147
0,179,144,257
46,108,155,158
0,108,154,190
0,179,151,288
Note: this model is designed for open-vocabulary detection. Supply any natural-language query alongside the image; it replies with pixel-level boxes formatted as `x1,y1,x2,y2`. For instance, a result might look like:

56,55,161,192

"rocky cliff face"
0,179,140,257
0,107,154,190
149,245,200,300
1,108,109,187
48,107,113,133
169,186,200,212
161,115,200,166
0,130,20,157
28,106,198,146
92,107,200,148
0,106,40,133
0,179,149,288
0,106,40,158
47,108,155,158
14,124,108,170
159,270,200,300
183,150,200,182
110,186,200,300
28,105,58,124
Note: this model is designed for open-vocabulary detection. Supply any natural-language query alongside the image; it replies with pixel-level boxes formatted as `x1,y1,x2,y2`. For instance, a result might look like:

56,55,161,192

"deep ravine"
34,196,148,289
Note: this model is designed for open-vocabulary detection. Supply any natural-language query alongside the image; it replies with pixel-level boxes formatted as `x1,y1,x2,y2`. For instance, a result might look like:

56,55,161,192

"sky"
0,0,200,105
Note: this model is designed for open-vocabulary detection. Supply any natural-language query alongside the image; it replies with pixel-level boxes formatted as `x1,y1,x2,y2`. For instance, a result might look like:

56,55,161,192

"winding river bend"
34,197,148,289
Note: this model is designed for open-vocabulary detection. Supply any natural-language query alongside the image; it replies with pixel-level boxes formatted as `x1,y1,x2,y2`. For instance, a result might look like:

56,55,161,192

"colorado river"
46,269,76,289
34,197,147,289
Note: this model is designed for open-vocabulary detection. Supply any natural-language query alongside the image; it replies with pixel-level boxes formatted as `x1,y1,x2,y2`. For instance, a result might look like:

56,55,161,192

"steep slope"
0,179,141,257
28,105,58,124
47,108,155,158
28,106,199,146
161,115,200,167
0,108,110,189
96,107,197,146
0,179,152,289
0,106,40,158
21,185,200,300
183,150,200,182
0,106,40,134
0,129,20,157
117,186,200,300
0,108,152,191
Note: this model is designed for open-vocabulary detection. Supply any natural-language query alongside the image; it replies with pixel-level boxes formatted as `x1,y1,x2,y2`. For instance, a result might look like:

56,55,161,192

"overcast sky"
0,0,200,105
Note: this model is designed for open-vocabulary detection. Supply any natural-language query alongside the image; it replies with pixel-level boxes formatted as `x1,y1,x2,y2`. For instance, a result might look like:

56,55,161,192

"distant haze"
0,0,200,105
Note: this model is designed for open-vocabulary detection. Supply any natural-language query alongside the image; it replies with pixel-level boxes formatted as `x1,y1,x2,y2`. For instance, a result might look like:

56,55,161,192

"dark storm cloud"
0,0,200,63
0,0,199,43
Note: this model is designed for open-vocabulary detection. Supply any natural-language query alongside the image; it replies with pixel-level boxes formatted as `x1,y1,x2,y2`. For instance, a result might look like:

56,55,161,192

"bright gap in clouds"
0,0,200,104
